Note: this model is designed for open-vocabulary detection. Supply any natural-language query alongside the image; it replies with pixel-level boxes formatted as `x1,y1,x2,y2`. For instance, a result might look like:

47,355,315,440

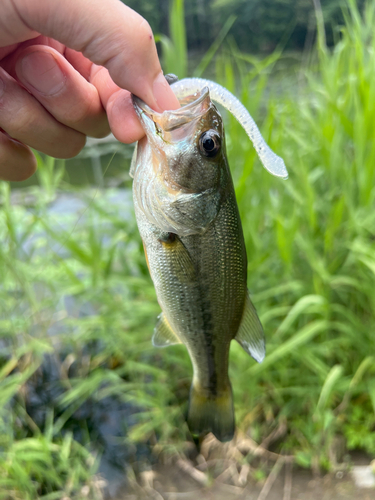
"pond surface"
11,135,134,189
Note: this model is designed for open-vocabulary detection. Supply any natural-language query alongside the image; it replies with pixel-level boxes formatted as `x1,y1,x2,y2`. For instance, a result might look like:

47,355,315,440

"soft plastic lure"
170,77,288,179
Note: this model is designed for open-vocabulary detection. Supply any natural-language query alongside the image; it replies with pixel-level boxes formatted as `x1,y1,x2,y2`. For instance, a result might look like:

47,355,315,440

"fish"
130,77,287,442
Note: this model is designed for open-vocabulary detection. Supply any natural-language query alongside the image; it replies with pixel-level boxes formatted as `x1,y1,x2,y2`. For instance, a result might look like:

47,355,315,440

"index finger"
4,0,180,111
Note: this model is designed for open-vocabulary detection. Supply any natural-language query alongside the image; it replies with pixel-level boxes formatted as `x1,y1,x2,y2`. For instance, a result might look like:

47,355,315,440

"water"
9,188,153,498
10,135,135,189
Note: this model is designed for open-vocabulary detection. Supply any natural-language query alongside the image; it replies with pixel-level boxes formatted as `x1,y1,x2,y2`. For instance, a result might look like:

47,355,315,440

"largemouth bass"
131,77,287,442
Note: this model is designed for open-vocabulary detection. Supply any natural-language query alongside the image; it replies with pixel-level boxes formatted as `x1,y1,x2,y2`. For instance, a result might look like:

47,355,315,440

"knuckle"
90,128,110,139
12,162,37,181
62,94,109,138
57,132,86,159
63,97,94,125
6,104,35,135
88,118,111,139
0,136,37,181
138,18,153,41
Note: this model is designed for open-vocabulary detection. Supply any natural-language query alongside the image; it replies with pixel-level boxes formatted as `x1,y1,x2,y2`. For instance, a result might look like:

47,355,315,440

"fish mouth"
132,87,211,134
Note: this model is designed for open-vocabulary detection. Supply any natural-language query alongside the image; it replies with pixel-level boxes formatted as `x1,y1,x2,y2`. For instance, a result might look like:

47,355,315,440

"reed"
0,0,374,495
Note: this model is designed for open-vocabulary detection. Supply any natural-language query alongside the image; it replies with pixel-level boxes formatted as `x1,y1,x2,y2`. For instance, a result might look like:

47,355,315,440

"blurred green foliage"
124,0,364,52
1,0,375,496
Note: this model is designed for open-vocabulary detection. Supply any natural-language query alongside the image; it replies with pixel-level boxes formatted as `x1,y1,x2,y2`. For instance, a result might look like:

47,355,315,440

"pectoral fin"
159,232,196,282
152,313,182,347
235,292,265,363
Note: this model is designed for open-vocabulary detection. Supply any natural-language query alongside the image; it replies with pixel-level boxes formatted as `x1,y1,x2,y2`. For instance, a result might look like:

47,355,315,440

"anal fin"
235,291,265,363
152,313,182,348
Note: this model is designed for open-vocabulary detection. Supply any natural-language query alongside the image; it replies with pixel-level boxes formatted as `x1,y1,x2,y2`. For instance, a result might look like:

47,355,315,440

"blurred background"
1,0,375,499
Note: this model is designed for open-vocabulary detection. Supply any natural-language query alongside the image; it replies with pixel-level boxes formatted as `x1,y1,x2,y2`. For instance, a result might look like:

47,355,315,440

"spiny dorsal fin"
235,292,265,363
152,313,182,348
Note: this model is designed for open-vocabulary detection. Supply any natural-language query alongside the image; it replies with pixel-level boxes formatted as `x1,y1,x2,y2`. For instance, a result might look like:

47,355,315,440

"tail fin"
187,382,235,442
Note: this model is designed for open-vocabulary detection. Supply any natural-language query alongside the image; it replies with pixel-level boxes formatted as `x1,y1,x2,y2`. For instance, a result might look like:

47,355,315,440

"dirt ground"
108,447,375,500
119,465,374,500
153,468,373,500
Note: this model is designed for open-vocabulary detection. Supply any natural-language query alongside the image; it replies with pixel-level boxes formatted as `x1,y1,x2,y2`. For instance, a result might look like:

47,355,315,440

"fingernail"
19,51,65,96
152,72,180,111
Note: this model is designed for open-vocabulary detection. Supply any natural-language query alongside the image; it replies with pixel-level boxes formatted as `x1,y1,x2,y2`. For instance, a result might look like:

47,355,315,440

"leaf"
194,15,236,78
248,320,330,375
315,365,343,413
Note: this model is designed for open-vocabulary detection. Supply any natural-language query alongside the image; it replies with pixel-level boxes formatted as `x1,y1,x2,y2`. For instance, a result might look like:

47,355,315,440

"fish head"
132,87,227,194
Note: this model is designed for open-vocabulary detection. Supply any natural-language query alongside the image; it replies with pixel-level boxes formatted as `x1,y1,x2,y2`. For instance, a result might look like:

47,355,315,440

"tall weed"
223,0,375,469
0,0,375,495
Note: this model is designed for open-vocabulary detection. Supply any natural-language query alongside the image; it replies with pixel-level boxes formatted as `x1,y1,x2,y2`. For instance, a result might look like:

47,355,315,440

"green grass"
1,0,375,496
224,0,375,470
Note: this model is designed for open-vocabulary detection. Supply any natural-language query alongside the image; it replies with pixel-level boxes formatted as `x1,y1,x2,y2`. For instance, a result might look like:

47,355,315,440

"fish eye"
199,130,221,158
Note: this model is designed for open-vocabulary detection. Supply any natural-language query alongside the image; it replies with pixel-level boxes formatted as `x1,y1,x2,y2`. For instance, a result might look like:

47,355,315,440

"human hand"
0,0,180,181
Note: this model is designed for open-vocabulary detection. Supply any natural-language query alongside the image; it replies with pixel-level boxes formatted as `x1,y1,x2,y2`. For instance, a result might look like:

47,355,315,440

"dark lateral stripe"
198,289,218,396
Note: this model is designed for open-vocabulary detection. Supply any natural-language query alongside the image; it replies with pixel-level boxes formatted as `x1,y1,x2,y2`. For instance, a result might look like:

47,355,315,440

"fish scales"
135,183,246,391
130,79,277,442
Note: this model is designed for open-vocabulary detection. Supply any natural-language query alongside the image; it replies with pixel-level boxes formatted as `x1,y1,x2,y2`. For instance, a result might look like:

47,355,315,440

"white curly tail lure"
170,77,288,180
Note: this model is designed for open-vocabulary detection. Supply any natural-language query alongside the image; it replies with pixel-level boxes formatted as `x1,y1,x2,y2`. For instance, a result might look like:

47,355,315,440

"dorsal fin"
235,292,265,363
152,313,182,347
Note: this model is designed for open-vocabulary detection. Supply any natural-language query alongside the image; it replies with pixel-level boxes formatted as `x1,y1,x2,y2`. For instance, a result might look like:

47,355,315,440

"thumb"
6,0,179,111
